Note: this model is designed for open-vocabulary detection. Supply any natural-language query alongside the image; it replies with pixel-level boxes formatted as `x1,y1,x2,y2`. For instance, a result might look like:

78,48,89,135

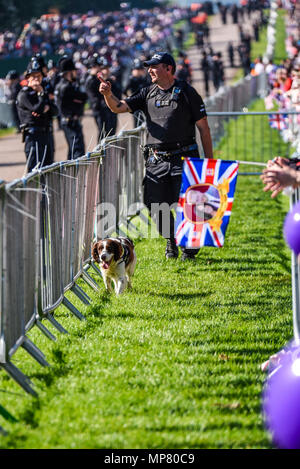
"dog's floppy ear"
113,241,123,262
92,242,100,263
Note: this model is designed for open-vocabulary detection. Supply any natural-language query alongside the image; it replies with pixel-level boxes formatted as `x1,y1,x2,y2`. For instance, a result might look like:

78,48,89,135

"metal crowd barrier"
206,110,300,164
0,124,147,395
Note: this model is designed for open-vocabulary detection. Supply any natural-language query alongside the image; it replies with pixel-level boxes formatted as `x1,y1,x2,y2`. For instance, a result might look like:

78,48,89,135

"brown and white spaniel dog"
92,237,136,295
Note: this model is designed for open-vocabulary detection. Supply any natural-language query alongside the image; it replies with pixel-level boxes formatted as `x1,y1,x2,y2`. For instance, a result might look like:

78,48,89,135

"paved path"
0,11,259,182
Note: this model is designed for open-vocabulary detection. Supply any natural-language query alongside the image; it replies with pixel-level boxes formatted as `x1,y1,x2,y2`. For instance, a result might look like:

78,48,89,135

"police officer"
99,51,213,261
85,54,108,142
16,58,55,173
55,56,87,160
85,54,121,141
124,59,150,127
29,54,57,154
5,70,21,131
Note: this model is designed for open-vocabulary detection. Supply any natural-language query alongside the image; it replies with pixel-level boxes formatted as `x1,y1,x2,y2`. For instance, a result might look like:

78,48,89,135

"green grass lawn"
273,9,287,65
0,169,293,448
214,98,293,165
0,128,16,138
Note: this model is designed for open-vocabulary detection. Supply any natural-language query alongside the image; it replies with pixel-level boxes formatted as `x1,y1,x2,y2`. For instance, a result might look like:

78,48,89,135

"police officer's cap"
144,52,176,70
47,59,56,70
31,53,46,69
88,53,105,68
6,70,19,80
132,59,143,70
25,59,44,78
58,57,76,72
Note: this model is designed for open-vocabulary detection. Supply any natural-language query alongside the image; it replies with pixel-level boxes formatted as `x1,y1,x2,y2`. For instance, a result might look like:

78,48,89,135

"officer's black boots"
181,252,196,261
165,238,179,259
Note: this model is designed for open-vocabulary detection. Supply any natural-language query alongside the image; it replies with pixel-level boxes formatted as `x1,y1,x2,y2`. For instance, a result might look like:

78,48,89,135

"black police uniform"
5,71,22,131
55,67,87,160
125,79,207,253
124,72,150,127
85,72,121,140
16,78,55,173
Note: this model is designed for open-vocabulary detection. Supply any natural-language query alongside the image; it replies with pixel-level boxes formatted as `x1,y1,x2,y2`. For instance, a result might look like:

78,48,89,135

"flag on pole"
268,113,288,131
175,158,239,248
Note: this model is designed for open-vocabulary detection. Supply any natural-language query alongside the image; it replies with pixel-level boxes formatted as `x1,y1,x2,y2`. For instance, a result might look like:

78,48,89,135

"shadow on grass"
146,291,213,301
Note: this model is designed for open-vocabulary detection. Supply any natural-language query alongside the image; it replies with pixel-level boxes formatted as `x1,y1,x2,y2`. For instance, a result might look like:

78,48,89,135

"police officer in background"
16,58,55,173
99,52,213,261
85,54,121,141
124,59,150,127
85,54,108,142
29,54,57,154
55,56,87,160
5,70,21,132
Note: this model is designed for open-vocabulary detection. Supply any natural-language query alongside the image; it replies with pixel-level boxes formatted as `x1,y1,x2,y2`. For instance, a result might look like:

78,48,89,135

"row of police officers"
16,54,149,172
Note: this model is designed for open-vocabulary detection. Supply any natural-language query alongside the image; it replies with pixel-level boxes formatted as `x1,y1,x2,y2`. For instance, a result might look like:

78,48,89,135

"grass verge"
214,98,293,166
0,168,293,449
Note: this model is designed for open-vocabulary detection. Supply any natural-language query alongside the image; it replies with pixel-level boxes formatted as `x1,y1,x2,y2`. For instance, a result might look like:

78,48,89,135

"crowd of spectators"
0,6,187,62
187,0,269,96
262,1,300,148
260,0,300,199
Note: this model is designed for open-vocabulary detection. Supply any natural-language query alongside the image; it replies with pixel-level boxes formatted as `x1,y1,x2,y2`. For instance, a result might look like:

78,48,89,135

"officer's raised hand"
98,73,112,97
98,72,131,114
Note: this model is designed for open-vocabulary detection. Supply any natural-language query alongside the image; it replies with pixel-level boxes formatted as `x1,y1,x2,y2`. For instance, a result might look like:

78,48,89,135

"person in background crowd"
99,51,213,261
175,59,192,84
16,58,55,172
227,42,235,68
54,56,87,159
96,59,122,137
211,53,224,91
5,70,21,132
124,59,150,127
47,59,62,130
200,50,211,97
85,53,109,142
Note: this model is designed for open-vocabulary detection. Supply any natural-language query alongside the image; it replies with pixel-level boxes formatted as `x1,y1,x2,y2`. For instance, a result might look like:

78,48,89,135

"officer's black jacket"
125,80,207,146
6,82,22,104
55,78,87,118
16,86,55,128
85,74,121,114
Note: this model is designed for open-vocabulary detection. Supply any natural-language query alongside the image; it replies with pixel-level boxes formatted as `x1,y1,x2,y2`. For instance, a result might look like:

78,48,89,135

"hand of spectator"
266,156,290,169
261,164,300,198
98,73,112,97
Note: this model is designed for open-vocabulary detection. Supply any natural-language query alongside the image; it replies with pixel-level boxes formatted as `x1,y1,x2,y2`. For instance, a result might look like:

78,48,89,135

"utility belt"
20,125,51,142
61,116,81,127
143,142,198,162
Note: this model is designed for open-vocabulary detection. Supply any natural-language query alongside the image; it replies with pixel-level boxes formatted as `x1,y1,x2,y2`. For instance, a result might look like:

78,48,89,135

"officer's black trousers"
94,109,117,142
62,121,85,160
143,157,199,255
24,130,54,173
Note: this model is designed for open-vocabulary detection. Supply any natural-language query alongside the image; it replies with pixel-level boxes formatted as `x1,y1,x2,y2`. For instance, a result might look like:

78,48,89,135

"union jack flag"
268,113,288,131
175,158,239,248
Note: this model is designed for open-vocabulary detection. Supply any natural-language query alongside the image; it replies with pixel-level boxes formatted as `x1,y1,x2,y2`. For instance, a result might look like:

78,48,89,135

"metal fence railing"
0,123,146,395
206,111,300,164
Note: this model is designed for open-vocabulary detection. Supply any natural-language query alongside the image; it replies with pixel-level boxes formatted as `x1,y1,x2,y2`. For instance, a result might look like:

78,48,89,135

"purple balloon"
263,345,300,449
283,201,300,255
